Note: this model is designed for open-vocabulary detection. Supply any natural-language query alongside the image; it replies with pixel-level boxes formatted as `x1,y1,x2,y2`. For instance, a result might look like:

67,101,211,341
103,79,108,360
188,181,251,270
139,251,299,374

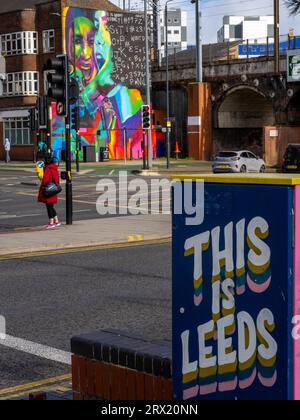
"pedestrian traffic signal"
46,54,69,117
70,105,80,132
142,105,151,130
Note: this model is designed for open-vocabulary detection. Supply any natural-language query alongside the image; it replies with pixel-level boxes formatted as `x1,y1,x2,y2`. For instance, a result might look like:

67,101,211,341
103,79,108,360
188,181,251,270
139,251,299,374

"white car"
212,151,266,174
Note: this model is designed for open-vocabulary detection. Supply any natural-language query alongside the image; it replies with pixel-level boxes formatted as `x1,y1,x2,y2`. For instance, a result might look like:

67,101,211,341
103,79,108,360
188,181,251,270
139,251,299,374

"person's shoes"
46,223,56,230
54,220,62,227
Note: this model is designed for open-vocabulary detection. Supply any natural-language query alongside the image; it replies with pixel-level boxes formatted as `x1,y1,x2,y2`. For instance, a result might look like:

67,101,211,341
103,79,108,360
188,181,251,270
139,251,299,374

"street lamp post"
165,0,174,170
144,0,153,169
274,0,280,73
191,0,202,82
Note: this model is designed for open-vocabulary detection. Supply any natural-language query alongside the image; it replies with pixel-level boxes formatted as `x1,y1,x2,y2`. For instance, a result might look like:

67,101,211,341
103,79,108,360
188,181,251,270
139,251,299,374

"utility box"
172,174,300,400
99,147,109,162
83,146,96,163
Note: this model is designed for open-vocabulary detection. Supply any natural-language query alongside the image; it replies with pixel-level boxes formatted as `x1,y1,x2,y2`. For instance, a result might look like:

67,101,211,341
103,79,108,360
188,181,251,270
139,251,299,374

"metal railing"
152,34,300,70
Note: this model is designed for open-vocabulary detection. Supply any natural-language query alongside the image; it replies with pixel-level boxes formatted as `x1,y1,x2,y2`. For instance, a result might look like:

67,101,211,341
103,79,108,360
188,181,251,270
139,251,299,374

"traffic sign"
287,49,300,82
56,102,64,116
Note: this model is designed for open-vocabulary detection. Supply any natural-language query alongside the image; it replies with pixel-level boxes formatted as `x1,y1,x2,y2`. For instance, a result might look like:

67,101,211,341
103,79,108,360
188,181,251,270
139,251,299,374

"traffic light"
70,105,80,132
69,78,79,104
46,54,69,117
29,108,37,131
37,96,48,129
142,105,151,130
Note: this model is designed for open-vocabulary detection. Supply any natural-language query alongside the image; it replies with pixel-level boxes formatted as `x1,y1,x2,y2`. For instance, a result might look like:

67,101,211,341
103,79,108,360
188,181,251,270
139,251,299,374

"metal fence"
152,34,300,70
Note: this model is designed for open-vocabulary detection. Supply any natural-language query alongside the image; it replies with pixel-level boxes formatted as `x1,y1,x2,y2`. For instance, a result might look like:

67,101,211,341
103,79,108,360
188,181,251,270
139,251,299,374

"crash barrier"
172,174,300,400
71,330,172,400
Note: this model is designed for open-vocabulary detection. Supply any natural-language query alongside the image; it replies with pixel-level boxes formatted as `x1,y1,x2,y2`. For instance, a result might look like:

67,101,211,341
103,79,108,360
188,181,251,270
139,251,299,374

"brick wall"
71,330,172,401
187,82,213,161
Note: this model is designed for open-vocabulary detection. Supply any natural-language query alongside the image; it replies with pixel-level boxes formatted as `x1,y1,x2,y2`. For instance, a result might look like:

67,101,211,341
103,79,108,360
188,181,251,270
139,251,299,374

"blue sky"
111,0,300,44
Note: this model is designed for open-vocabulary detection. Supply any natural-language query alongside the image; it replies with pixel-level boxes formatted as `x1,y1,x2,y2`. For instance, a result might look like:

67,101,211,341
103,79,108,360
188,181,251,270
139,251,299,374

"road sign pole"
76,131,80,173
65,112,73,226
144,0,152,169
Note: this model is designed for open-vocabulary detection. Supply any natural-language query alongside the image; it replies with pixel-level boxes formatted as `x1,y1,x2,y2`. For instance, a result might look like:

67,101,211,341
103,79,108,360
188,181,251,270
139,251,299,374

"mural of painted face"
94,11,113,78
74,17,98,86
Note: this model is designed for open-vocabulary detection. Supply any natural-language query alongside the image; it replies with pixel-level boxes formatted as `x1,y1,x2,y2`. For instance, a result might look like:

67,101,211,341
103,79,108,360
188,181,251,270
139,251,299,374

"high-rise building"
159,8,187,58
217,16,274,43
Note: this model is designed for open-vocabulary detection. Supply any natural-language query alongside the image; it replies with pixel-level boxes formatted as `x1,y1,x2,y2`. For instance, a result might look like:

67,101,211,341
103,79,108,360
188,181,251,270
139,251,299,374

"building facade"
0,0,147,162
217,15,274,44
159,8,187,58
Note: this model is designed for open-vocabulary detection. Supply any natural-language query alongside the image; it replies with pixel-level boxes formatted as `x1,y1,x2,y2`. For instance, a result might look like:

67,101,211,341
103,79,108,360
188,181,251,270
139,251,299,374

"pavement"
0,159,213,176
0,214,171,258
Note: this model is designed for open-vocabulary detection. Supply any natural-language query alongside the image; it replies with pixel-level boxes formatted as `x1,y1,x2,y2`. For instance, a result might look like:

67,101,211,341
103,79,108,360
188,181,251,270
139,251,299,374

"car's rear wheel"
260,165,266,173
240,165,247,173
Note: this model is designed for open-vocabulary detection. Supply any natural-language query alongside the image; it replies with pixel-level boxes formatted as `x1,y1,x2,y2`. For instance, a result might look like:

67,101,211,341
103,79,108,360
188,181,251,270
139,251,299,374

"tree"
286,0,300,15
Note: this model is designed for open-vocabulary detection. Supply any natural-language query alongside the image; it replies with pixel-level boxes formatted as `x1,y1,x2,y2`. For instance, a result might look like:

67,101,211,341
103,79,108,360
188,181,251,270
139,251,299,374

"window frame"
42,29,55,54
1,72,39,97
0,31,38,56
3,117,32,146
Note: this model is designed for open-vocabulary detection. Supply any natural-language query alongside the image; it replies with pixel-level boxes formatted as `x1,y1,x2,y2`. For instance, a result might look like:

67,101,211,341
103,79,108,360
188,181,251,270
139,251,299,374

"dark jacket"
38,163,60,204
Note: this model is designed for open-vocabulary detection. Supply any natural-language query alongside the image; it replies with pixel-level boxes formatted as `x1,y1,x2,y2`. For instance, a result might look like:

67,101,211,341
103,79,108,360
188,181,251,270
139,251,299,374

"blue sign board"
238,37,300,57
173,182,294,400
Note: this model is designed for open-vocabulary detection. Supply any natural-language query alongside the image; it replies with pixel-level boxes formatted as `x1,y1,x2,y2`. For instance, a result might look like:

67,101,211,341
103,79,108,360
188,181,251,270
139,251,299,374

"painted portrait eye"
75,37,82,46
88,37,95,47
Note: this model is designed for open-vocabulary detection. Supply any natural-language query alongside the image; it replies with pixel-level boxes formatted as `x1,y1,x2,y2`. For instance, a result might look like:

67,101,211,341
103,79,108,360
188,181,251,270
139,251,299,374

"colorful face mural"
52,7,152,161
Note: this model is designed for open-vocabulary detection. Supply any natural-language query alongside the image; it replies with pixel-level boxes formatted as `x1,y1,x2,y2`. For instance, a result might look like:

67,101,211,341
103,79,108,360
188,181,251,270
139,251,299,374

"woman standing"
38,155,61,230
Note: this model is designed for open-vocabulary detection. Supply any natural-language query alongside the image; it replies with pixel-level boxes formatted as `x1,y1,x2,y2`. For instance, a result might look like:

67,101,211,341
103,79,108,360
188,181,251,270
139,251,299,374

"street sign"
287,49,300,82
173,177,300,400
56,102,64,116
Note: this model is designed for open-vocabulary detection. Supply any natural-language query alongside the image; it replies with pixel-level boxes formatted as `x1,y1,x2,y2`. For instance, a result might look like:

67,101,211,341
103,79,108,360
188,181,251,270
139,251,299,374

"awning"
0,109,30,119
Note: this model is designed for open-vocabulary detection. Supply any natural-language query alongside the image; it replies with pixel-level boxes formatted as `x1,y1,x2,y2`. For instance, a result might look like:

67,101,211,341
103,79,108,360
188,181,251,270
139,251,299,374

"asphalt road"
0,243,171,390
0,171,171,232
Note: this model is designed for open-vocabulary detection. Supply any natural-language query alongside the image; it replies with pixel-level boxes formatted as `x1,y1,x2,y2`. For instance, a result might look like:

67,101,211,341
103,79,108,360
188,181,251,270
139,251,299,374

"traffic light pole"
65,110,73,226
46,54,74,225
75,131,80,173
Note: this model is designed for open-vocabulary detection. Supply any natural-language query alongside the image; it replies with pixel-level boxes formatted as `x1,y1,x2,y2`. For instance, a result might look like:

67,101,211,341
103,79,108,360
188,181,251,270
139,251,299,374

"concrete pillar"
187,82,213,161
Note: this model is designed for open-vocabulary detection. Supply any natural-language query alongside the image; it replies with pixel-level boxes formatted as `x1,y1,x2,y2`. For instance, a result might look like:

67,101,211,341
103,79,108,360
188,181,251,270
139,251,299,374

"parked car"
212,151,266,174
282,144,300,173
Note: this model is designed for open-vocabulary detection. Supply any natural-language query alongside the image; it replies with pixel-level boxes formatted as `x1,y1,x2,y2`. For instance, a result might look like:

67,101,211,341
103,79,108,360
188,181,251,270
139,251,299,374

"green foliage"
286,0,300,15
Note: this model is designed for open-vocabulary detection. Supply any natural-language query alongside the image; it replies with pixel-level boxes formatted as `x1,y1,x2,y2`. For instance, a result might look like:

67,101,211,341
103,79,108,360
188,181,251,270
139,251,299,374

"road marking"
0,237,171,261
128,235,144,242
0,213,41,220
0,335,71,365
0,374,71,396
109,170,115,175
73,209,92,213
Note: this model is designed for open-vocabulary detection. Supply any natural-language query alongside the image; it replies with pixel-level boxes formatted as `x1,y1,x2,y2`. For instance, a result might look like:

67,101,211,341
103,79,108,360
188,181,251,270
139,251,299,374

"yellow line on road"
0,237,171,261
0,374,71,396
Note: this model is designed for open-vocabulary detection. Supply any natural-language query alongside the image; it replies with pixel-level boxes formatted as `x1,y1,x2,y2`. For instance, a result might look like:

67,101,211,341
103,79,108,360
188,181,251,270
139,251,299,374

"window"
0,32,38,56
2,72,39,97
173,18,179,24
174,30,180,35
4,117,31,146
42,30,55,53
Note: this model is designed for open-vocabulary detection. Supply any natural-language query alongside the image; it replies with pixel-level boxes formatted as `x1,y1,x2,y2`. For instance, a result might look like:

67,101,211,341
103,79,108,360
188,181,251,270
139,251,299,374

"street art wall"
52,7,150,161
